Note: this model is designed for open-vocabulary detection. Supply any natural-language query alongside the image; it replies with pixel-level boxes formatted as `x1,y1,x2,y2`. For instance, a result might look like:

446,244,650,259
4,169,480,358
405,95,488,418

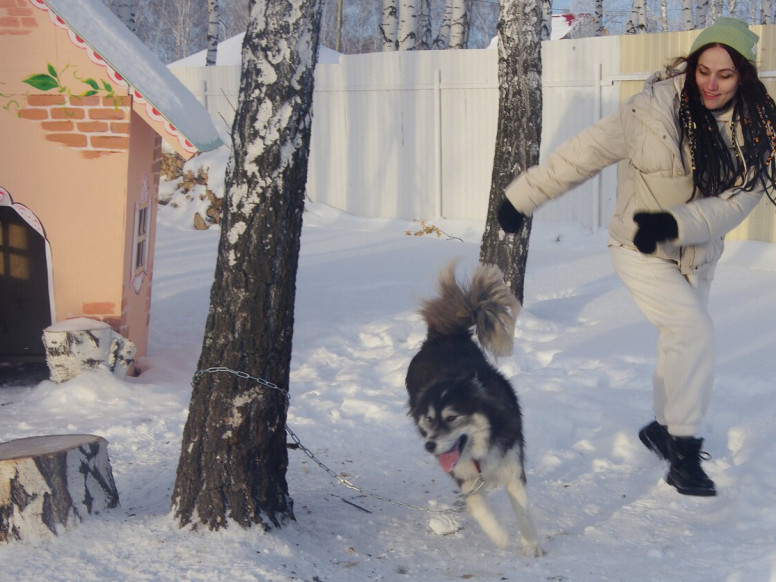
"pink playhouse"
0,0,222,370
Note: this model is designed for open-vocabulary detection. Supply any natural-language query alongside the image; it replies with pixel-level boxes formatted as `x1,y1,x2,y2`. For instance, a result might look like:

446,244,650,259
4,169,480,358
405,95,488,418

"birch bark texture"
206,0,220,66
111,0,136,32
398,0,419,50
171,0,322,532
381,0,399,50
0,434,119,542
479,0,543,304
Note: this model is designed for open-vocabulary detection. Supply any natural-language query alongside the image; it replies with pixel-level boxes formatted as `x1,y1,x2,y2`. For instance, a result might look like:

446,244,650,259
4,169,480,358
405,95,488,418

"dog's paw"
521,543,546,558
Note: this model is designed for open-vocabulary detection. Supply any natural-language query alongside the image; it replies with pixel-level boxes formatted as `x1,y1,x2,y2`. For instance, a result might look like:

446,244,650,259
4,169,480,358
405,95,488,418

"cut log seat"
0,434,120,542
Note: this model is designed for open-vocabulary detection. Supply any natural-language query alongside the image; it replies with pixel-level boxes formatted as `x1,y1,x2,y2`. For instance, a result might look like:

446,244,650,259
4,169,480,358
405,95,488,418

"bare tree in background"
171,0,322,531
479,0,543,303
206,0,220,66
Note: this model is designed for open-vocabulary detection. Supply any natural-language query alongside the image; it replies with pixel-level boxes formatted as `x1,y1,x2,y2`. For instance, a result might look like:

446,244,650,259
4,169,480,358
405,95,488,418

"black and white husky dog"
406,261,544,557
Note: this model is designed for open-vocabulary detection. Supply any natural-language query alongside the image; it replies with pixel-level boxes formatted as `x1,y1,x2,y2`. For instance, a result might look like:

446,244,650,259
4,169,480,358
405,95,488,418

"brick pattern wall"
0,0,37,35
18,94,131,157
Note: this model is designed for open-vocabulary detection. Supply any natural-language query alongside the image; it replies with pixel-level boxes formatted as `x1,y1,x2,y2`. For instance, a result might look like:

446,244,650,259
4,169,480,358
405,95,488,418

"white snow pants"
610,245,714,437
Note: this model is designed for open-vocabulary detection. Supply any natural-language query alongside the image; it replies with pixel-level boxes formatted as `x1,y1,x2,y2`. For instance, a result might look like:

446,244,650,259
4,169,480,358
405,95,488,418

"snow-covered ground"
2,147,776,581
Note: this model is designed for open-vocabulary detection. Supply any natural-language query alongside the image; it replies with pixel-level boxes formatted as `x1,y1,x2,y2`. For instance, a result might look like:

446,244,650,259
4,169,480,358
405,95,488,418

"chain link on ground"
195,367,485,515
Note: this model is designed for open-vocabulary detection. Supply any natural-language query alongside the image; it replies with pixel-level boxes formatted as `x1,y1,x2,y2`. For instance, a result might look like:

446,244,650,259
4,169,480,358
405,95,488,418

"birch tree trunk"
434,0,453,48
112,0,136,32
448,0,472,49
418,0,433,49
625,0,647,34
435,0,473,49
594,0,604,36
398,0,419,50
684,0,696,29
381,0,399,51
480,0,543,303
711,0,723,21
206,0,220,67
541,0,552,41
171,0,322,531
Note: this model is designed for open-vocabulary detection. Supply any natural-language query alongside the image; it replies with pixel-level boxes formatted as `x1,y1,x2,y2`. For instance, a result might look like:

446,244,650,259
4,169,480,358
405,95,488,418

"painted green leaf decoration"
47,64,58,79
101,80,113,93
84,78,99,90
81,90,98,97
22,74,59,91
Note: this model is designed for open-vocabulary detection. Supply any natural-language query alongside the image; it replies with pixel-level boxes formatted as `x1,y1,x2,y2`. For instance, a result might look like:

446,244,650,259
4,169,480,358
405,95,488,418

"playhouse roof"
42,0,222,154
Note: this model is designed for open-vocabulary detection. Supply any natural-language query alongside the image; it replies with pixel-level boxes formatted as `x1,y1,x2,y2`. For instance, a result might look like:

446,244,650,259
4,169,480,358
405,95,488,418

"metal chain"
195,367,290,407
195,367,485,515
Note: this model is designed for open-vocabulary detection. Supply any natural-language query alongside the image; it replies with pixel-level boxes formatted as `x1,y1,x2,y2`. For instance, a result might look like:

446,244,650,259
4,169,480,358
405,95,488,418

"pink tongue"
438,444,461,473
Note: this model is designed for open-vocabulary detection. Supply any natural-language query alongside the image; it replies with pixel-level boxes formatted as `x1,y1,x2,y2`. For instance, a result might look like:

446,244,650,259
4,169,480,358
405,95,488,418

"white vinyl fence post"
434,68,443,218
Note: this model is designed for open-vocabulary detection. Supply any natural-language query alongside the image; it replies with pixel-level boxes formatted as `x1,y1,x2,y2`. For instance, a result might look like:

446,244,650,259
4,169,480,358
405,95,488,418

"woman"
498,18,776,497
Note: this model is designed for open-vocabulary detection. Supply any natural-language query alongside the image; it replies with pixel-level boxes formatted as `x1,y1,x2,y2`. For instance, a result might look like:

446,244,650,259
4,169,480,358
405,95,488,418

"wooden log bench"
0,434,120,542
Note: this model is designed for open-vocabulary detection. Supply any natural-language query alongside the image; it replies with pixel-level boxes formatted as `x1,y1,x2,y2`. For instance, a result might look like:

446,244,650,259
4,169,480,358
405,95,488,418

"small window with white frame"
130,172,151,293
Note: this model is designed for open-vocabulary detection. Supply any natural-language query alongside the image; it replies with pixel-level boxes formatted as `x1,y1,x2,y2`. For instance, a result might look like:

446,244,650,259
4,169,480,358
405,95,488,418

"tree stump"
0,434,120,542
42,317,136,382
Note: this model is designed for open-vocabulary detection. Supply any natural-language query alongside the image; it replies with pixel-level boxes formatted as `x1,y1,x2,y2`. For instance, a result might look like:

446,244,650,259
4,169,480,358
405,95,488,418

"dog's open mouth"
438,435,467,473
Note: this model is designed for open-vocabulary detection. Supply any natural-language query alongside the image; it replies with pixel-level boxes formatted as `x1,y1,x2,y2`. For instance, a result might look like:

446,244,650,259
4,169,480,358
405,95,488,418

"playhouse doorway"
0,205,52,362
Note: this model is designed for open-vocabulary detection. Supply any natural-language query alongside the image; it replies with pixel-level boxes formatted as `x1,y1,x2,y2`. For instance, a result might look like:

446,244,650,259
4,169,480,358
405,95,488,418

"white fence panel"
538,36,622,229
169,37,625,229
169,65,240,135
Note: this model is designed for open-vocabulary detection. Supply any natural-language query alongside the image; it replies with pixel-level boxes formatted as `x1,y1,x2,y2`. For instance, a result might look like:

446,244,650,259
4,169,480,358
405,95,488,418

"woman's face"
695,45,741,111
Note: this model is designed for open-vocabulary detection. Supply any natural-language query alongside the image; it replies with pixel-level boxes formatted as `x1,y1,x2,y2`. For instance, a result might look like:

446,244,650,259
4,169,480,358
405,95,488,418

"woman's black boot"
666,436,717,497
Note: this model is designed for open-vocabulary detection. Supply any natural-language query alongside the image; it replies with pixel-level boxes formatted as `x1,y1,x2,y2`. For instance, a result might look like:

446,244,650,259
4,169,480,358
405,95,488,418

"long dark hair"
677,44,776,202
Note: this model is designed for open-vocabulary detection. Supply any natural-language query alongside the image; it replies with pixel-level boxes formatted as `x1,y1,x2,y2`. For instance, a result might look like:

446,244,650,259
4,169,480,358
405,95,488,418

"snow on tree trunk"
381,0,399,51
684,0,696,30
398,0,418,50
479,0,543,304
171,0,322,532
206,0,220,66
762,0,772,25
0,434,119,542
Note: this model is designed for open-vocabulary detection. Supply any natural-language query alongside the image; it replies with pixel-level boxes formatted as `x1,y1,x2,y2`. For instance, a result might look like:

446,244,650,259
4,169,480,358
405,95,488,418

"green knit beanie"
689,17,759,62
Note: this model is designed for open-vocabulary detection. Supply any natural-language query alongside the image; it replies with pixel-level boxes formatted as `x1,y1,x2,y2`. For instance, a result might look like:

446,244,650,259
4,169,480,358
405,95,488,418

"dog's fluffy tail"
420,260,521,358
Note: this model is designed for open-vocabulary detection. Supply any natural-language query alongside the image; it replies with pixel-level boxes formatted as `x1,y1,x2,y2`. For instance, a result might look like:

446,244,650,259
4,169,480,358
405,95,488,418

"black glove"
497,199,527,233
633,211,678,254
